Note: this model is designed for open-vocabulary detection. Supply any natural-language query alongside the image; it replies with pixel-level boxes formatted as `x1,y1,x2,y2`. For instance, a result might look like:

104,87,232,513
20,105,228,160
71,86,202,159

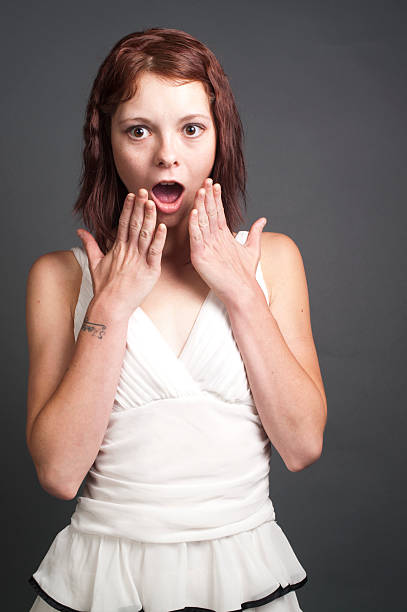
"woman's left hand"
188,178,268,305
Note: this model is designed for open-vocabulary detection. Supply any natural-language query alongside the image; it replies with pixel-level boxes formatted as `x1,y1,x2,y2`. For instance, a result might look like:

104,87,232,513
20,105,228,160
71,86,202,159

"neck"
160,216,192,266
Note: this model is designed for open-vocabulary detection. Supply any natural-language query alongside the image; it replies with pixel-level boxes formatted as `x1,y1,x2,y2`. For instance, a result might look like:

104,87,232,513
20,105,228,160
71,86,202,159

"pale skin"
109,72,219,266
81,72,272,358
25,74,327,499
81,180,327,471
107,73,327,469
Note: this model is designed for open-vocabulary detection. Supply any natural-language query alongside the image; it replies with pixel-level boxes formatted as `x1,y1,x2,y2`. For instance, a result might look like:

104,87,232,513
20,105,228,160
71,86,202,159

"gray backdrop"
2,0,405,610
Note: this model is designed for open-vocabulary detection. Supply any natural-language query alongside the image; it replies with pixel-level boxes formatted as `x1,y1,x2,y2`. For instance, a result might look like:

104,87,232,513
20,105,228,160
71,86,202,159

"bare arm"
26,258,130,500
224,233,327,472
26,189,166,500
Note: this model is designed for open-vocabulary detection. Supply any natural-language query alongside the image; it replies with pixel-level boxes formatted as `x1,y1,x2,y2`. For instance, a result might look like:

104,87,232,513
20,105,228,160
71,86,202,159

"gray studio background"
1,1,405,610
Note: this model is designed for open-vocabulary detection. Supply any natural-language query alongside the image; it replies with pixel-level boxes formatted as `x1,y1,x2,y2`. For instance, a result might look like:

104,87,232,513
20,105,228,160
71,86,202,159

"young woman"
26,27,327,612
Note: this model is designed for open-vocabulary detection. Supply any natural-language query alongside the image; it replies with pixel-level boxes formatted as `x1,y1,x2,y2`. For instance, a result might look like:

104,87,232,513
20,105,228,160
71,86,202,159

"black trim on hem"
28,574,307,612
240,575,308,610
28,577,88,612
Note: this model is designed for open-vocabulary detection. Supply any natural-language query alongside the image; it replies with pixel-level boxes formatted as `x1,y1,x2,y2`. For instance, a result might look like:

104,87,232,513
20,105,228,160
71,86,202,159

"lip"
152,179,185,189
150,185,186,214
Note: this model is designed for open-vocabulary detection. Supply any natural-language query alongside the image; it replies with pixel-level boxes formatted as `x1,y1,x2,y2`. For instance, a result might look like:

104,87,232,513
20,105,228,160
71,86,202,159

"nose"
154,135,179,168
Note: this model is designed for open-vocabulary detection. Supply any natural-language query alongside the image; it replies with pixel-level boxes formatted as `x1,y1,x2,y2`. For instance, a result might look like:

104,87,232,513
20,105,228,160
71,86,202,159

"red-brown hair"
73,27,247,255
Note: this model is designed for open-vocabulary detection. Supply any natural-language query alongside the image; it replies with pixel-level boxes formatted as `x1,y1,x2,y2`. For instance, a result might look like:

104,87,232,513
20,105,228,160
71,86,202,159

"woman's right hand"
77,189,167,319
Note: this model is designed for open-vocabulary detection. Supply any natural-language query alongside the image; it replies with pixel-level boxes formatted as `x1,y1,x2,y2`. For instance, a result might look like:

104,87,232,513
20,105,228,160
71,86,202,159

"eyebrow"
119,113,211,125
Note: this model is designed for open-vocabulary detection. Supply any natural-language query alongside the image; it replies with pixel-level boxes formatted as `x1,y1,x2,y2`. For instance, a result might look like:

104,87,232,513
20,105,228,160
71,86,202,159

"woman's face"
110,72,217,227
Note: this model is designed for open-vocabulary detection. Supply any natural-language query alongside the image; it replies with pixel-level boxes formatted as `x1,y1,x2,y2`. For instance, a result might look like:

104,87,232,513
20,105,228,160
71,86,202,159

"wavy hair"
73,27,247,254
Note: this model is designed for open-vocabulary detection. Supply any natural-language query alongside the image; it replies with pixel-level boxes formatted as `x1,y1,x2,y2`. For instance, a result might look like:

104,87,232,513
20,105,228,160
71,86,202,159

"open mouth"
151,181,185,204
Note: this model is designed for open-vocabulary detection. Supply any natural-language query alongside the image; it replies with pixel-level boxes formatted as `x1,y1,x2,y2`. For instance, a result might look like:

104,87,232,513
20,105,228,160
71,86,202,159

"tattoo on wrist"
81,319,107,340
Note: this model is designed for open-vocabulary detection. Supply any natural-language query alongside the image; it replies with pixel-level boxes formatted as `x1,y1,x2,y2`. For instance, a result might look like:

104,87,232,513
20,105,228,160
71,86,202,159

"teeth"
159,181,177,185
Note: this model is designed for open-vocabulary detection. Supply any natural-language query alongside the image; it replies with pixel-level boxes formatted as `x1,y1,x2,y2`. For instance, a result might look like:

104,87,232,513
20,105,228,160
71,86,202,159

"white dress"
28,230,307,612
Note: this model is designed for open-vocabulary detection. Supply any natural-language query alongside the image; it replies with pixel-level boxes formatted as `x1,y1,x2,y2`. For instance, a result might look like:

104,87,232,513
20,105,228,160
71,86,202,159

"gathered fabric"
28,231,307,612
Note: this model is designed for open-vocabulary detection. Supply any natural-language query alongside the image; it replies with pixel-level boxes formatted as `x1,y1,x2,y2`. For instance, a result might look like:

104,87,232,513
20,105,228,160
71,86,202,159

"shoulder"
260,231,304,305
27,249,83,320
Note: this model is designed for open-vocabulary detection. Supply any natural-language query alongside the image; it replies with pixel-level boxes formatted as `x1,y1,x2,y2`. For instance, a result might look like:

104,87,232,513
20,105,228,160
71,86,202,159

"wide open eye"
126,123,205,140
126,126,149,139
183,124,205,137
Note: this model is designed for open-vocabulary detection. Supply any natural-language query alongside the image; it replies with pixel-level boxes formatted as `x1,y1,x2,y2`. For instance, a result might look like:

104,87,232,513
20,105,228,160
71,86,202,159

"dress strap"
70,246,94,342
70,246,88,273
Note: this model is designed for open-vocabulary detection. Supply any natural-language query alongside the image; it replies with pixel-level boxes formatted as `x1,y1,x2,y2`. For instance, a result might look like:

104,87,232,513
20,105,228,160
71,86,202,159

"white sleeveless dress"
28,231,307,612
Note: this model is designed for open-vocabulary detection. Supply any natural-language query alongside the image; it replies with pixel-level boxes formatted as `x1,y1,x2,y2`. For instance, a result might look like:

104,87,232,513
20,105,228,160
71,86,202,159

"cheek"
112,145,141,177
202,146,216,174
204,134,217,166
197,141,216,167
111,138,125,170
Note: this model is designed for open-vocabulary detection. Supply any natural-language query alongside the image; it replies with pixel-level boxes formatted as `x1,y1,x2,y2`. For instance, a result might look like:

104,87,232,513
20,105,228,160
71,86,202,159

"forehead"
114,72,211,119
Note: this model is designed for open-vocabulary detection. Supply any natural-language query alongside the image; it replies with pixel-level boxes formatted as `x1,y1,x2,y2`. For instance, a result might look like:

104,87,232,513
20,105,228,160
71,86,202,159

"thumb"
76,229,104,271
245,217,268,251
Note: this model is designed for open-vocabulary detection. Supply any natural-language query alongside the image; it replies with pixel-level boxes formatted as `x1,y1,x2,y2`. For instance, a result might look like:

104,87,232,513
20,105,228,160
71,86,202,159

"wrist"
222,280,267,313
87,295,133,324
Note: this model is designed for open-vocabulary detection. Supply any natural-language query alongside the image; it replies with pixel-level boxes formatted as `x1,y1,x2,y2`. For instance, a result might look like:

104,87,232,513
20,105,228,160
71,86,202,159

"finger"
189,208,204,250
116,193,136,243
246,217,268,251
213,182,228,230
146,222,167,268
128,188,148,246
77,229,104,273
196,187,210,241
137,198,157,256
204,178,218,234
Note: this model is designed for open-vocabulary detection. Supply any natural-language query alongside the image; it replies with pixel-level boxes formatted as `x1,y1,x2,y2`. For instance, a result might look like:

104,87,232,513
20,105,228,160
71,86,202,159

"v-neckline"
136,287,213,361
135,230,244,362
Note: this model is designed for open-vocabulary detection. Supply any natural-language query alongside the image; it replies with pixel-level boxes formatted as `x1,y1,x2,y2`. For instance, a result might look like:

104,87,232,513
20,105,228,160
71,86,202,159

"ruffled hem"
28,520,307,612
29,575,307,612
